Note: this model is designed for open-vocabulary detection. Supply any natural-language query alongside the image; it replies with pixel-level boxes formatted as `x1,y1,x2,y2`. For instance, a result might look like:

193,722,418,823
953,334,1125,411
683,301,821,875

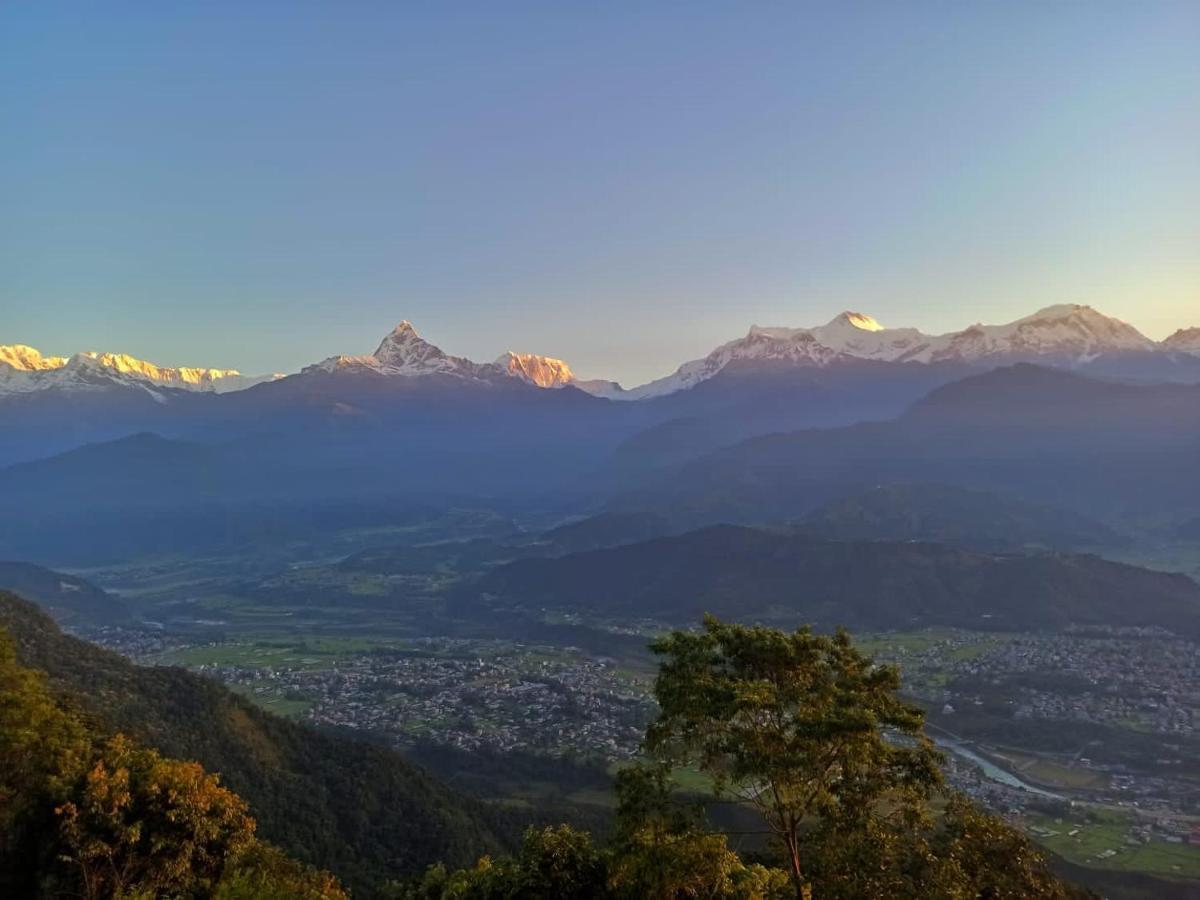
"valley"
57,535,1200,889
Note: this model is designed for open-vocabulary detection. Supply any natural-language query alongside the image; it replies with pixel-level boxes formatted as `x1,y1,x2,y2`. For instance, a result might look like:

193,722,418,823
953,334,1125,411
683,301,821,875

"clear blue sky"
2,2,1197,385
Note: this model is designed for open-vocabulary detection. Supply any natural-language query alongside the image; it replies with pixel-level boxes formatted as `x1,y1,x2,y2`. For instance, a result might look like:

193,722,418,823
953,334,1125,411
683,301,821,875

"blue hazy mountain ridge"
3,306,1199,475
603,357,977,473
2,363,1198,566
796,483,1123,552
611,365,1200,528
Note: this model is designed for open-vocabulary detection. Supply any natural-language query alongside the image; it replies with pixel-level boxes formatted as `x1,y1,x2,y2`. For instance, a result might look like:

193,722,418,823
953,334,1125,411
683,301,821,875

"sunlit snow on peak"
839,312,885,332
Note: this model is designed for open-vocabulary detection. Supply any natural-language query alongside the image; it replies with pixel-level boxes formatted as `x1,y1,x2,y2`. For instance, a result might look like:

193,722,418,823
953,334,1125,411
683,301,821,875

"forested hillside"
0,592,505,896
470,525,1200,635
0,618,345,898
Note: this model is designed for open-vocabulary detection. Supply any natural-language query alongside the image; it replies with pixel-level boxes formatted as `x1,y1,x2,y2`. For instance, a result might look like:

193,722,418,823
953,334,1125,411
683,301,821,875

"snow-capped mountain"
7,304,1194,406
0,345,67,371
1163,327,1200,355
494,351,626,397
303,321,628,398
305,321,492,380
915,304,1156,364
0,344,280,397
623,304,1173,399
495,351,576,388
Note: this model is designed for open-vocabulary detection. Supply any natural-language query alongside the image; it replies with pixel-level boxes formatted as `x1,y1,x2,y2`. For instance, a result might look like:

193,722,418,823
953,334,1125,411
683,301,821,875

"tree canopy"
647,615,943,896
0,628,346,899
404,617,1085,900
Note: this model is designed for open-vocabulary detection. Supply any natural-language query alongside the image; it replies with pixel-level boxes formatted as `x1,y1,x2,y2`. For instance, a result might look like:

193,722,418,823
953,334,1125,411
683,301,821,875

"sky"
2,2,1198,387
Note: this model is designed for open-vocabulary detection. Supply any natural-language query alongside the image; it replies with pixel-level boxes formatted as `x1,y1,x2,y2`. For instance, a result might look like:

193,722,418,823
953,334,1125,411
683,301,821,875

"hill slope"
799,483,1121,552
468,526,1200,636
0,592,504,896
0,561,130,624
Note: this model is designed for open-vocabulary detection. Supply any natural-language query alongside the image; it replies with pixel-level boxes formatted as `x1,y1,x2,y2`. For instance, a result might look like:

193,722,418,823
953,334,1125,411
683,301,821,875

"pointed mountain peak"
371,321,455,369
307,320,485,379
389,320,419,337
374,320,425,352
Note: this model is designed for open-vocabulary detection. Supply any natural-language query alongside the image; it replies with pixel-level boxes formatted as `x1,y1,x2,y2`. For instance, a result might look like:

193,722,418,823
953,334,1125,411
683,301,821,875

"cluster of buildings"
955,633,1198,737
198,639,655,759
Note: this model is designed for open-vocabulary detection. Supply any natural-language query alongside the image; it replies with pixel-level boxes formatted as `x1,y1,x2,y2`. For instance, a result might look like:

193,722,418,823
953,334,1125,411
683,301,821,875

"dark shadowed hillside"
539,510,677,554
799,483,1122,551
0,561,130,624
468,526,1200,636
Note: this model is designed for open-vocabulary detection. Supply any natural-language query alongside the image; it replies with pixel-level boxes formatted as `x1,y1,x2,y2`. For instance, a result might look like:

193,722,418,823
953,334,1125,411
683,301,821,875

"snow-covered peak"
495,352,576,388
829,311,885,333
921,304,1155,363
621,304,1166,399
372,320,465,373
307,321,620,394
308,321,484,378
1162,326,1200,355
0,344,67,371
0,343,280,396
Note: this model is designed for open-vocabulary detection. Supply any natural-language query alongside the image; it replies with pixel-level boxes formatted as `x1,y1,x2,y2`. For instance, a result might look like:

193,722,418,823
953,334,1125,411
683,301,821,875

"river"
934,737,1064,799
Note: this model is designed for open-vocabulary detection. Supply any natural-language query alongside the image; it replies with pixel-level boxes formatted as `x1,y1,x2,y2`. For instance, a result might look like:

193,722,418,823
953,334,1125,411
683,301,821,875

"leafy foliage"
403,617,1085,900
0,626,345,898
0,590,504,896
55,734,255,899
646,615,943,896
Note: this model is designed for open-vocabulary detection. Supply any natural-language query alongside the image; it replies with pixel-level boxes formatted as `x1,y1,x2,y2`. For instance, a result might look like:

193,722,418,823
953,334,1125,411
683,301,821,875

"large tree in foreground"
645,615,943,899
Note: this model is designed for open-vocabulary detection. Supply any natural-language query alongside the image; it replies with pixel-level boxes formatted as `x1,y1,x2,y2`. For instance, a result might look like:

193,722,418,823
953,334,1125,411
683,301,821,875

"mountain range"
4,303,1198,404
0,343,280,395
3,303,1199,567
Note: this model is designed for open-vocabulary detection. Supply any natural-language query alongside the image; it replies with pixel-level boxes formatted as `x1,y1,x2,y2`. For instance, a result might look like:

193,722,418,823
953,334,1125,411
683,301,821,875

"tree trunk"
784,831,809,900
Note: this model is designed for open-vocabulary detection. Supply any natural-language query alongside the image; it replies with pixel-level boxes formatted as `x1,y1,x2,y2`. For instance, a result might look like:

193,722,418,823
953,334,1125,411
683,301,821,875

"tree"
645,615,943,899
213,842,349,899
0,631,91,896
404,825,606,899
608,762,790,900
55,734,256,899
928,796,1081,899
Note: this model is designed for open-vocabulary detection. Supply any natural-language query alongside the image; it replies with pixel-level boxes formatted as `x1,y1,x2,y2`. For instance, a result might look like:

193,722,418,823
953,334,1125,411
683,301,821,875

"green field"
856,628,1010,661
1028,814,1200,879
155,636,399,670
227,681,314,717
